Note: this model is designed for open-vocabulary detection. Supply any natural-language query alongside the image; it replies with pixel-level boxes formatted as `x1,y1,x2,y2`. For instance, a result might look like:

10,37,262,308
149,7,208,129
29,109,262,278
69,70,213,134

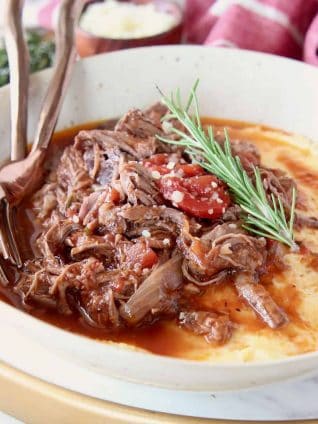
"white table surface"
1,323,318,422
0,411,21,423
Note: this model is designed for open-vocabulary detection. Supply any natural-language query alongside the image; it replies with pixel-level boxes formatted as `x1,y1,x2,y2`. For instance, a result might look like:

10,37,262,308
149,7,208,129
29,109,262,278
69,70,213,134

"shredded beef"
179,222,266,284
215,134,261,170
15,102,308,342
144,102,168,127
120,255,183,324
234,273,288,329
221,204,242,222
231,139,261,169
295,214,318,229
57,146,92,195
120,162,163,206
80,286,120,328
75,128,157,161
179,311,233,344
115,108,162,139
259,167,296,214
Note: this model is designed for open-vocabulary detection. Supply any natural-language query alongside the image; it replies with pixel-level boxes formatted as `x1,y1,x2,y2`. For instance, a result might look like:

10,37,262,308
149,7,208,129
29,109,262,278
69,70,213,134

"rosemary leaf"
157,81,298,251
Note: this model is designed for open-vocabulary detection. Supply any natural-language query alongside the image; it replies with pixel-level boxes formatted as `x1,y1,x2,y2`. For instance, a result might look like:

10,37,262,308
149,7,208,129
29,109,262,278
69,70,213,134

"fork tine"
5,203,22,267
0,1,84,269
0,261,9,286
0,192,22,268
0,229,10,262
4,0,29,161
0,188,11,261
0,265,8,285
0,236,9,285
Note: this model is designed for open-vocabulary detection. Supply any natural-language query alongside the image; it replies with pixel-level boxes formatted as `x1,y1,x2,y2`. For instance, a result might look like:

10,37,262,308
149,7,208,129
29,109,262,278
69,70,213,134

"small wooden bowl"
76,0,183,57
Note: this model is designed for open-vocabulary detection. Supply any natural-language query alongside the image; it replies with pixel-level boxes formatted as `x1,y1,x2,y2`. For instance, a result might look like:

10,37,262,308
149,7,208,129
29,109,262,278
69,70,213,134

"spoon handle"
31,0,84,153
4,0,29,162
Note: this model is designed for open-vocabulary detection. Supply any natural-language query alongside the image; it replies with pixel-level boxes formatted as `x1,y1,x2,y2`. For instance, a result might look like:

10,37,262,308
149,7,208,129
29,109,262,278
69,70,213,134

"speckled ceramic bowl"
1,47,318,395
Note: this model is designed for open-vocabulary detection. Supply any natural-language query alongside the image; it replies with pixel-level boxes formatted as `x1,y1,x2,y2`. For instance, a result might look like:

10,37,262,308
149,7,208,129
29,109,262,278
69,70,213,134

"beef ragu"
1,104,318,358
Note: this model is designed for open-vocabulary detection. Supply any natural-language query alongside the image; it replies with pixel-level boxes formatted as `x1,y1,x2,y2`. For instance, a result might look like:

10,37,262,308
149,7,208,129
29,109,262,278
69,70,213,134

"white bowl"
1,46,318,392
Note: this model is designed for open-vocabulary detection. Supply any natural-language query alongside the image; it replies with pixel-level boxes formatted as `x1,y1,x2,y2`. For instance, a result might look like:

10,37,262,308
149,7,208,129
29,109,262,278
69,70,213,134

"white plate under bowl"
1,46,318,393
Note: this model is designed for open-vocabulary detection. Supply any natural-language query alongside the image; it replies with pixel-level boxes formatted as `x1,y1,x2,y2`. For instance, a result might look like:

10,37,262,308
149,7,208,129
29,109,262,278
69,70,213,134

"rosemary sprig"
157,81,298,251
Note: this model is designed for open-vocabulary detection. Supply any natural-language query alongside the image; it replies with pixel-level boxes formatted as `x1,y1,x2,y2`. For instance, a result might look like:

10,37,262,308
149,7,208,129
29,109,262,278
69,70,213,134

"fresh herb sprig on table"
157,81,298,251
0,30,55,87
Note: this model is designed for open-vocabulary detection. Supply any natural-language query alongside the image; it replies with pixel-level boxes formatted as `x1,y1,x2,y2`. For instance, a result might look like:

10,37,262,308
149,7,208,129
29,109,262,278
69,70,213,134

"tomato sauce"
0,117,314,359
278,154,318,190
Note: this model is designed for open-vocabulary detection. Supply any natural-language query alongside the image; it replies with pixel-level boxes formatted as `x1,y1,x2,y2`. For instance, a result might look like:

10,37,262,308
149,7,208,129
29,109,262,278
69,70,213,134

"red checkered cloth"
184,0,318,65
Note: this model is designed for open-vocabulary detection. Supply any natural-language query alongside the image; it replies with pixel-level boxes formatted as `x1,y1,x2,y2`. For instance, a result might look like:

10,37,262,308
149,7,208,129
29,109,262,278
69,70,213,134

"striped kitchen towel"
184,0,318,66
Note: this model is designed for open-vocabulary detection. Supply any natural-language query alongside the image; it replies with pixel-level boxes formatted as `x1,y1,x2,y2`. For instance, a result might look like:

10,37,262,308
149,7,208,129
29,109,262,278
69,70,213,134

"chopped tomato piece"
144,154,229,218
140,248,158,269
123,241,158,269
106,188,120,204
144,154,169,166
159,175,230,219
144,154,205,177
112,276,126,293
148,164,171,176
175,163,206,177
143,154,170,176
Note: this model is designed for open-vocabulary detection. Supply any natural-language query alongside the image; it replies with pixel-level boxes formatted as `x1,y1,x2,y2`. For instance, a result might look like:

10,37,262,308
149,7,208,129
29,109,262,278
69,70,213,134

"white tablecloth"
0,411,21,423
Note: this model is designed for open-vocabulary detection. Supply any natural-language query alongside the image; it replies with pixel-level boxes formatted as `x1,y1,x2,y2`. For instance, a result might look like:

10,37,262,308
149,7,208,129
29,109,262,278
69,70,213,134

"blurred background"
0,0,318,87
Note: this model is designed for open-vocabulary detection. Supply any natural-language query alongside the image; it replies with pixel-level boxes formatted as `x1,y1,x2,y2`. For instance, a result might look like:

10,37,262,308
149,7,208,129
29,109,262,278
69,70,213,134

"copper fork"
0,0,84,284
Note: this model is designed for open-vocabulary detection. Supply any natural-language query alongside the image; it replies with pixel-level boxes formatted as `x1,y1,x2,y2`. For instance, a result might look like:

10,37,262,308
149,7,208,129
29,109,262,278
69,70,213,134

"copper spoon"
32,0,85,152
0,0,84,279
4,0,29,161
0,0,28,282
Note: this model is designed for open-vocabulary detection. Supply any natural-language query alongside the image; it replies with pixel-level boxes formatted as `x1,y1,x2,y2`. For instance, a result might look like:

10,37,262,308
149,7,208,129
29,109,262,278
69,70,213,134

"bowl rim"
3,294,318,371
1,45,318,387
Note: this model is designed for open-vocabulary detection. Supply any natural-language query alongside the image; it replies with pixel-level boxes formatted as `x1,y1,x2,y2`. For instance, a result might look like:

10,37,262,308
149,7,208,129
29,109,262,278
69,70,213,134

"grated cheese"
171,190,184,203
167,161,175,170
80,0,179,40
72,215,79,223
151,170,161,180
141,230,151,238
